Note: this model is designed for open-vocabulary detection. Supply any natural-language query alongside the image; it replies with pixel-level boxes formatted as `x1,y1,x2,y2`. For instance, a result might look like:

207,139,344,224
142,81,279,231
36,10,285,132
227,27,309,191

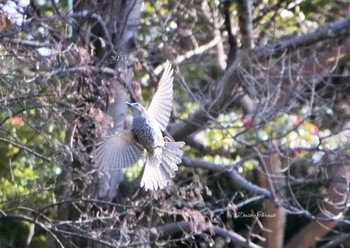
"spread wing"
92,130,144,170
147,60,174,131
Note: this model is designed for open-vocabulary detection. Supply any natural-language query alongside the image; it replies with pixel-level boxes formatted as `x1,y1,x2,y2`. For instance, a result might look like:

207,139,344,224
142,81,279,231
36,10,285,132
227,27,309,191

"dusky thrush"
92,61,185,190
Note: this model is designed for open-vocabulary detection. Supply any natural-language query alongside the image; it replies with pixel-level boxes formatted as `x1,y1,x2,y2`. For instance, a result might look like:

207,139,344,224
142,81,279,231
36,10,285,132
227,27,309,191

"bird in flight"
92,61,185,191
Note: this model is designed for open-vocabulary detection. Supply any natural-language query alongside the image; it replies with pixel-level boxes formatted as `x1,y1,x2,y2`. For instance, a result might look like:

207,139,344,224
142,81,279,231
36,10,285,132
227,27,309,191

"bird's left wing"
92,130,143,171
147,60,174,131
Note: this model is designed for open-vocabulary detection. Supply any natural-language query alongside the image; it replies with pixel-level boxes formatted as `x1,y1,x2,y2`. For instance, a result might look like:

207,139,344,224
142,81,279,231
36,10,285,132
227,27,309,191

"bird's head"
125,102,147,115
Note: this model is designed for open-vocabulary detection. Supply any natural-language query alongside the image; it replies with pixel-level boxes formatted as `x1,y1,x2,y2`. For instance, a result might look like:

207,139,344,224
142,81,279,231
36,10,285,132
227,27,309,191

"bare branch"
253,13,350,59
0,214,64,248
0,137,52,163
236,0,254,49
156,221,263,248
181,157,271,197
170,58,241,139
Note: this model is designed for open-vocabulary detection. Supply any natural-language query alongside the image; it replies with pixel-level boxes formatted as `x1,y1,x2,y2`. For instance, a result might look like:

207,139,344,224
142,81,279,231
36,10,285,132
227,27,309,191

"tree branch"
156,221,263,248
0,137,52,163
0,214,64,248
236,0,254,49
169,14,350,141
223,0,237,65
181,157,271,197
170,58,241,140
253,13,350,59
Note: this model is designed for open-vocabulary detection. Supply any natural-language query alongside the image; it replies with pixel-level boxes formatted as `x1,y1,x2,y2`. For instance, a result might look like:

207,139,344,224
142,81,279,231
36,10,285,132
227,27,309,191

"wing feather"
92,131,143,170
147,60,174,131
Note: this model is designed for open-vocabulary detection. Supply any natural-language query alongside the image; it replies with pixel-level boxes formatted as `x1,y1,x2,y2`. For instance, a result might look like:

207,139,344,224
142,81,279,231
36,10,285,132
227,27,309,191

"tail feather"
140,141,185,191
163,141,185,164
141,156,170,190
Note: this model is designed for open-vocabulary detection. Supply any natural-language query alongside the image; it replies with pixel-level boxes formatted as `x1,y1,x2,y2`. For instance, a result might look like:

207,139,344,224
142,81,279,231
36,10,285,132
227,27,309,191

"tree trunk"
258,148,287,248
73,0,144,200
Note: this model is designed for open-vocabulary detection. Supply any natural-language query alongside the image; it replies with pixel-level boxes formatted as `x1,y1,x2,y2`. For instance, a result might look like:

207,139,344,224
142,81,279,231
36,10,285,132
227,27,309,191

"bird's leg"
163,136,172,142
152,136,168,150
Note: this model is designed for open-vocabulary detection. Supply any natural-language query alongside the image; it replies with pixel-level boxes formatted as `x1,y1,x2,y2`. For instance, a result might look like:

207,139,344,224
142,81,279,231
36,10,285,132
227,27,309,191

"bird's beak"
125,102,132,106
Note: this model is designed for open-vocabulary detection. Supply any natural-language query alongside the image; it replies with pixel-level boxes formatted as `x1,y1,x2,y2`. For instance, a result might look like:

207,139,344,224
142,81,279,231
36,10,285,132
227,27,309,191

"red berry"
12,115,23,124
243,117,254,128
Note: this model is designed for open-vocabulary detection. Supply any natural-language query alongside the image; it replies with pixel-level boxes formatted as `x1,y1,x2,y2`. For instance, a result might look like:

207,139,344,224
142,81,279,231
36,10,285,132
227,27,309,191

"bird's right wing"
92,131,144,170
147,60,174,131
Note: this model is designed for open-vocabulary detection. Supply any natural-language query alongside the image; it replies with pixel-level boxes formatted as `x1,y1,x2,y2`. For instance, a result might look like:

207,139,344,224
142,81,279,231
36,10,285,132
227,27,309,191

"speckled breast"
132,114,160,151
